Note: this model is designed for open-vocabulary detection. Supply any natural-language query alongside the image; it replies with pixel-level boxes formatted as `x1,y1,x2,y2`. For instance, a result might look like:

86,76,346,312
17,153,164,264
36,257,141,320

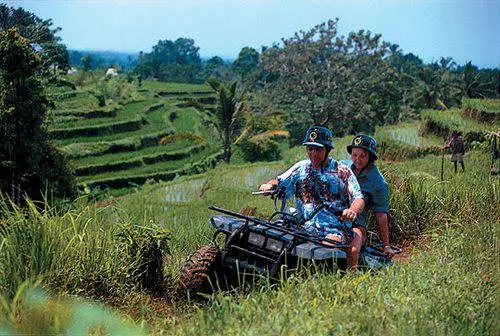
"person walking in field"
259,126,365,269
343,135,395,261
442,131,465,173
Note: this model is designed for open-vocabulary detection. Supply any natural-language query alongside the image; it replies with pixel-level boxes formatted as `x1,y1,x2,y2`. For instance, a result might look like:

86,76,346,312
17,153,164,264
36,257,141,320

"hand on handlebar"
258,181,278,196
341,208,358,222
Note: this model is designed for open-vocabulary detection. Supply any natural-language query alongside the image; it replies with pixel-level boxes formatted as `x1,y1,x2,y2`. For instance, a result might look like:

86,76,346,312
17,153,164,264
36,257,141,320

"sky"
6,0,500,68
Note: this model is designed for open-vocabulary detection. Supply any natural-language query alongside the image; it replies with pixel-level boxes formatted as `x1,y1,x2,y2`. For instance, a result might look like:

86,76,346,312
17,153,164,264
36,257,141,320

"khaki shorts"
450,153,464,162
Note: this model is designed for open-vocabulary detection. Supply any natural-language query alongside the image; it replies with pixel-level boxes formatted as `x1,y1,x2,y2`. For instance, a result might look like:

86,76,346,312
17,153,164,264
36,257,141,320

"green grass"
49,100,154,130
0,146,497,334
378,122,443,147
462,98,500,114
59,130,174,159
74,144,206,177
141,80,212,92
3,85,499,334
74,139,194,167
48,115,144,139
54,101,196,146
77,147,220,183
53,92,99,110
422,108,498,133
46,78,220,193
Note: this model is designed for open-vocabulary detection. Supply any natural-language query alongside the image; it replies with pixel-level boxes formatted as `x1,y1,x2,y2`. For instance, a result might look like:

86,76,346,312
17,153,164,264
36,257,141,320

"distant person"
489,131,499,175
344,135,394,259
442,131,465,173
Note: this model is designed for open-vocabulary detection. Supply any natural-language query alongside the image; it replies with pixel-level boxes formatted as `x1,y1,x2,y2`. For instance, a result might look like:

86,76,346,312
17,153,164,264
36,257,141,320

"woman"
346,135,394,265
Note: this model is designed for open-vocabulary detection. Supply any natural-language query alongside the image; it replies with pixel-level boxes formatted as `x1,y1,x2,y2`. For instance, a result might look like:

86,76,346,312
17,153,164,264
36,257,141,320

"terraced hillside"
421,98,500,143
47,76,221,193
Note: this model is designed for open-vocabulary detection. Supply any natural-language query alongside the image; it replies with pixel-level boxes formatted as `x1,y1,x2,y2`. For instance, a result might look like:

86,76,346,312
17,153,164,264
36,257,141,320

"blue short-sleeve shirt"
276,158,363,231
342,160,389,228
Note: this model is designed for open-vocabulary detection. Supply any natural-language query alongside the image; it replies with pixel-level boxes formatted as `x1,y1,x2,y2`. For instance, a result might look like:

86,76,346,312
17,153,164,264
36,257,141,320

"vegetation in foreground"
0,144,497,335
0,4,498,335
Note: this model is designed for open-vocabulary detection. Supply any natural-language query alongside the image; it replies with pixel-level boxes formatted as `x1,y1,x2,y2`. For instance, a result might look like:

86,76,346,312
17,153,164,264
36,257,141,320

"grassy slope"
152,152,496,335
1,103,497,334
47,78,219,189
422,108,499,133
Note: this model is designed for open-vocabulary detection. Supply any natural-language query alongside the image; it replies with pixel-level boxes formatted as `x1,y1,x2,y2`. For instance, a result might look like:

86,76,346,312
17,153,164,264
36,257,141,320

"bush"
93,93,105,107
0,196,171,299
237,138,281,162
169,111,177,122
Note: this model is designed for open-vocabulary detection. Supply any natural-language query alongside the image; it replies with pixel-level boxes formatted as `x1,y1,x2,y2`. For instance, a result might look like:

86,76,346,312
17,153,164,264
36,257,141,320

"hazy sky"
6,0,500,68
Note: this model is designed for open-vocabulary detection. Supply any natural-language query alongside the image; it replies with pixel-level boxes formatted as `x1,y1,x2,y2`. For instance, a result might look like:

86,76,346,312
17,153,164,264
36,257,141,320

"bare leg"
347,227,366,270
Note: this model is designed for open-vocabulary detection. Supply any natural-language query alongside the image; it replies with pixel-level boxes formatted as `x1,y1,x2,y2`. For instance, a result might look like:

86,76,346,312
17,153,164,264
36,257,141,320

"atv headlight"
266,238,284,253
248,232,265,247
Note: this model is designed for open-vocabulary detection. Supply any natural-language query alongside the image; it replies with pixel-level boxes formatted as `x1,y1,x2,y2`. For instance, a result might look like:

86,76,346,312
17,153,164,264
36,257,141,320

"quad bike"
179,191,401,297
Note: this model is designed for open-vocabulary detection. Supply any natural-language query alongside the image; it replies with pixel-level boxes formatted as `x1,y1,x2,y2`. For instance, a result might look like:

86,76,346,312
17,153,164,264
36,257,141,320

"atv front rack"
209,206,349,249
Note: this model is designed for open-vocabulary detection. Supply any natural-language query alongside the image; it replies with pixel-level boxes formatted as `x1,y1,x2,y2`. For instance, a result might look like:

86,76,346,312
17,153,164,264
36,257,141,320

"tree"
0,28,75,204
460,61,499,99
135,37,202,83
416,58,462,109
0,4,69,74
207,79,248,163
258,19,401,139
81,54,92,72
232,47,259,80
200,56,230,81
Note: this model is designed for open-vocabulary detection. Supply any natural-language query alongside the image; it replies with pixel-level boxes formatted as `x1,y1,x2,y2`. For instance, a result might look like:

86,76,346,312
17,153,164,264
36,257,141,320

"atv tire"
178,244,225,299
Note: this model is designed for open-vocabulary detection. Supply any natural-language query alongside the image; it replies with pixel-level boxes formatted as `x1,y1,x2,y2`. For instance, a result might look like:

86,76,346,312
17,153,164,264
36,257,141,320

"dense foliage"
68,50,138,71
135,38,202,83
0,28,75,203
254,19,402,140
0,4,69,75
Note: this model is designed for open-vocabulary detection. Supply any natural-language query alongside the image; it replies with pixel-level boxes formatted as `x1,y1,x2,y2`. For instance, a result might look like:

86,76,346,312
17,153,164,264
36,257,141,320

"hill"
47,73,221,195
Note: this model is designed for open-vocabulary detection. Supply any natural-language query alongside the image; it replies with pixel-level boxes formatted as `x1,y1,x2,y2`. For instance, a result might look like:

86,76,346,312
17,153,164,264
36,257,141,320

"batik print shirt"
276,158,363,230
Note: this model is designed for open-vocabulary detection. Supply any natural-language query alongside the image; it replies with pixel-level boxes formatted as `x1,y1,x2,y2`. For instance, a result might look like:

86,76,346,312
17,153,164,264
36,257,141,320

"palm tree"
207,78,247,163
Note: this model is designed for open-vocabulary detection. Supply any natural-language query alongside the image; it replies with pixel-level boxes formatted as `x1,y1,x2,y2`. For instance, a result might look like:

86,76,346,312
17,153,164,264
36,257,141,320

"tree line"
133,19,498,143
0,4,498,204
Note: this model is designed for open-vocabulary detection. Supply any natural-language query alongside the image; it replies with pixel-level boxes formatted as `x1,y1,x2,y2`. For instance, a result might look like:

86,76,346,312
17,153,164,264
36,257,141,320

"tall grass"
0,196,170,300
421,108,498,138
0,142,497,334
162,212,495,335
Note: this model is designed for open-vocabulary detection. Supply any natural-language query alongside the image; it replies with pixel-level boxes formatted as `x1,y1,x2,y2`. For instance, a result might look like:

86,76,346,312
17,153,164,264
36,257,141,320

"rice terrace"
0,1,498,335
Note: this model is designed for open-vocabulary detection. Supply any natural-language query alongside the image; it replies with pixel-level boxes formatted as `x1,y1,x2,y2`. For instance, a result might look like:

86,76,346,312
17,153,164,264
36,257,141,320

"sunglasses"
306,146,325,153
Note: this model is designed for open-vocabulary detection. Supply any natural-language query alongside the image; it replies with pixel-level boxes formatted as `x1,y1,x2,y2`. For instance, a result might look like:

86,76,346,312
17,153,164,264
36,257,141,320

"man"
443,131,465,173
259,126,365,269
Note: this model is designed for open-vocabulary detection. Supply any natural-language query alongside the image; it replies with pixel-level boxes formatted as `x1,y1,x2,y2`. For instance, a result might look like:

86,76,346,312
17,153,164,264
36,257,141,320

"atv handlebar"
251,191,276,195
209,205,349,248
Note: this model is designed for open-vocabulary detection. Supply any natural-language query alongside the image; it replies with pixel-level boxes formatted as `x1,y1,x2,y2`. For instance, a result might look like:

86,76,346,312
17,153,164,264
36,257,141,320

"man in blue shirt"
260,126,365,269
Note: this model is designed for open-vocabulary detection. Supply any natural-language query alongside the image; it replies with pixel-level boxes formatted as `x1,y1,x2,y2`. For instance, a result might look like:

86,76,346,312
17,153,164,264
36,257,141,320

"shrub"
237,138,281,162
0,196,171,299
93,93,105,107
117,220,170,292
169,111,177,122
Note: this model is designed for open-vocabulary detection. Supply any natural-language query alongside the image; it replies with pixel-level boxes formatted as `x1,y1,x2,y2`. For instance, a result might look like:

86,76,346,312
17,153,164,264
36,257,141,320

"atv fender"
210,215,245,233
291,242,347,260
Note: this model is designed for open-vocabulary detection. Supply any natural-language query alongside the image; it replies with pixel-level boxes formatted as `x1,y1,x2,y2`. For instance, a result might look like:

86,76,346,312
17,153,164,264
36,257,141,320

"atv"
179,192,401,297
